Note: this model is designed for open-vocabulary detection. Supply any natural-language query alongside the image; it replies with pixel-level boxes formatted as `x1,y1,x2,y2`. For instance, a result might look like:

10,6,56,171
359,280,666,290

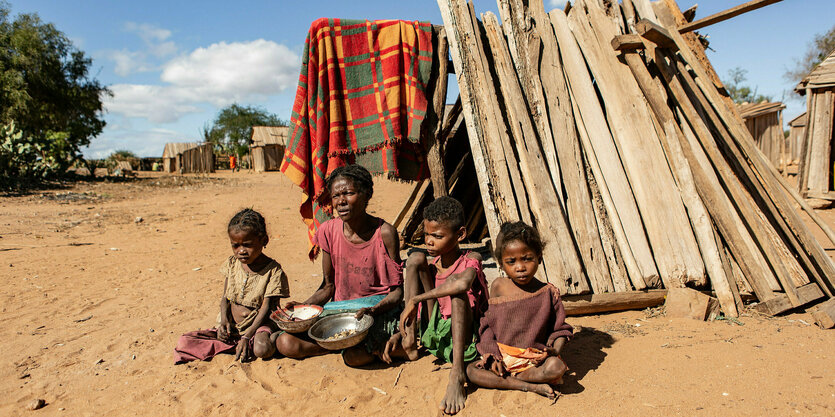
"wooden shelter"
796,49,835,201
738,101,786,171
787,112,807,171
251,126,289,172
161,142,214,173
392,0,835,320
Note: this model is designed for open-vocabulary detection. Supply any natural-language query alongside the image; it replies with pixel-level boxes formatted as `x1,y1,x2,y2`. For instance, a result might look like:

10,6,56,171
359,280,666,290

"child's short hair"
423,196,465,230
493,221,545,263
326,164,374,198
228,208,268,238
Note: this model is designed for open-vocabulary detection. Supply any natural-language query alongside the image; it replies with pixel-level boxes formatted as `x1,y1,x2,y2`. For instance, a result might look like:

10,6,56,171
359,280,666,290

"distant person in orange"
229,155,238,172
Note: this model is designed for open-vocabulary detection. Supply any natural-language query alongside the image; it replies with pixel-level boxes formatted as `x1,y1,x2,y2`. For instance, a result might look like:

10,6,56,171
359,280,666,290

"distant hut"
250,126,289,172
796,49,835,201
161,142,214,173
787,112,807,172
737,101,786,171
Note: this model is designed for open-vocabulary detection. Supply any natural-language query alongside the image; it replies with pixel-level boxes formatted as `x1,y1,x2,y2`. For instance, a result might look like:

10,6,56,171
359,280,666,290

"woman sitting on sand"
276,164,410,366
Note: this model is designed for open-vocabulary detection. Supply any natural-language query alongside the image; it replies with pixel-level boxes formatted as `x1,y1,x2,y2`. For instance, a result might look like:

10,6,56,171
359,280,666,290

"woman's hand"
355,307,375,320
235,338,252,362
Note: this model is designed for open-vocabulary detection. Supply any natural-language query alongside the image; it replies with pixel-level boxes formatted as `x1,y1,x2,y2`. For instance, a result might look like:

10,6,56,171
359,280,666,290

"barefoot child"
466,221,572,400
276,164,406,367
173,209,289,363
390,196,489,415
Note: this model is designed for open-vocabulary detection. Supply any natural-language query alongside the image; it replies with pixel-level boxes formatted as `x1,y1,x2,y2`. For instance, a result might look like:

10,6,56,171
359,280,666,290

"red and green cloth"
280,18,434,258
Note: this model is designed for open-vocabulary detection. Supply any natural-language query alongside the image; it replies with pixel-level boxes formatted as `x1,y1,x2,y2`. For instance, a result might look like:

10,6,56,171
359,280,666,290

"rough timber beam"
679,0,783,34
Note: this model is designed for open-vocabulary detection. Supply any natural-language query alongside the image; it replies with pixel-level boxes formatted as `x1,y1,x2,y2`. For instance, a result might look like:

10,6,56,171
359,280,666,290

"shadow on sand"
559,326,615,394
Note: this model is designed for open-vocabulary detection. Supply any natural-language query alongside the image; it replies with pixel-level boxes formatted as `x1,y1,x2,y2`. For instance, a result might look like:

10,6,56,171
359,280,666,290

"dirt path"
0,172,832,416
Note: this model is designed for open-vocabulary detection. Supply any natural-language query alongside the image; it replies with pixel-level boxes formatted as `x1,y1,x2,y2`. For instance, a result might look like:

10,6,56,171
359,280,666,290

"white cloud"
84,126,187,158
549,0,569,8
124,22,172,44
106,39,300,123
108,22,177,76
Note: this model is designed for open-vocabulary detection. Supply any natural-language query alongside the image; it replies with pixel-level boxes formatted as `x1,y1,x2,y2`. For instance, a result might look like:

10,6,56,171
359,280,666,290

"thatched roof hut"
795,49,835,200
161,142,213,173
250,126,289,172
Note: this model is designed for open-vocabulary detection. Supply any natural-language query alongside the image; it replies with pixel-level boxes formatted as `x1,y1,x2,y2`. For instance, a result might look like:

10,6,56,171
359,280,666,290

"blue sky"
7,0,835,158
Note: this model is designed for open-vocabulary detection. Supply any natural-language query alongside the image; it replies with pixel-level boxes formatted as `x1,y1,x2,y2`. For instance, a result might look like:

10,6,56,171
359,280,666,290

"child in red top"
389,196,488,415
467,221,572,400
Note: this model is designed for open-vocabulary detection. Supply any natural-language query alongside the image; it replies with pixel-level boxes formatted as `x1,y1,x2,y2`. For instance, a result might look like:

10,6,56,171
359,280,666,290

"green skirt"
420,303,479,363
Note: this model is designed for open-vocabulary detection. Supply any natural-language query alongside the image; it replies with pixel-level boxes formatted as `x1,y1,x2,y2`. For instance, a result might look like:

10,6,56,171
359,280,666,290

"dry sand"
1,171,833,416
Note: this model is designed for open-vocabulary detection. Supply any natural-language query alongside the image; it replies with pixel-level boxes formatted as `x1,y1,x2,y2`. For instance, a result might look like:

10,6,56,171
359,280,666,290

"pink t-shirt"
315,218,403,302
431,251,489,319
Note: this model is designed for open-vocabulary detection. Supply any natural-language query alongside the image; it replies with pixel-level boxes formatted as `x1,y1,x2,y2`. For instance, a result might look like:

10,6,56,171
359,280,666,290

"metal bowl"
270,304,323,333
308,312,374,350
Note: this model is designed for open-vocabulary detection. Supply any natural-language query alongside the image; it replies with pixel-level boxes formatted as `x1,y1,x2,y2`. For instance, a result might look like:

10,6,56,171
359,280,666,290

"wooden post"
678,0,783,33
563,290,668,316
426,26,450,198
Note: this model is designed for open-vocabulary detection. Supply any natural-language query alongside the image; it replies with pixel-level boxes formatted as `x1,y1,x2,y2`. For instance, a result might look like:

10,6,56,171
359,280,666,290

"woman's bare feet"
440,369,467,415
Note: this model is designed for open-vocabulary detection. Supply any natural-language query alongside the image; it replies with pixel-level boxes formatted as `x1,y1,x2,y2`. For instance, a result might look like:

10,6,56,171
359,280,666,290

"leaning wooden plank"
473,13,532,227
426,26,450,199
656,0,744,125
667,52,816,303
482,12,588,294
807,92,833,193
585,151,632,292
526,0,614,293
630,0,660,25
653,6,835,296
678,0,783,33
437,0,508,239
569,1,705,288
552,8,658,289
563,290,667,316
651,49,788,302
497,0,564,202
616,44,736,316
754,283,825,316
810,298,835,329
797,88,815,194
394,179,429,232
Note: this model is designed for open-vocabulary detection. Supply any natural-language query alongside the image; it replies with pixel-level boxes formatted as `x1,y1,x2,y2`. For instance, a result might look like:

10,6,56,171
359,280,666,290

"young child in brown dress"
466,221,572,400
173,208,289,363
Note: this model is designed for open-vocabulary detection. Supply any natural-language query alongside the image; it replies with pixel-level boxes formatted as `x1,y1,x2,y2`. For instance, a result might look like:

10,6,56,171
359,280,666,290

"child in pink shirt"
390,196,488,415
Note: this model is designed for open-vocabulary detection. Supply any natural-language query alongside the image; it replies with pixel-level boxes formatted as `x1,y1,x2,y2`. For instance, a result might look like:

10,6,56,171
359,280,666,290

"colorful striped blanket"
280,18,434,258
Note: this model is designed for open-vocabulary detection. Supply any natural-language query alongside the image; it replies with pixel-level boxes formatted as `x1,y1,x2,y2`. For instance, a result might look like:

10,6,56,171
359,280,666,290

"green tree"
786,25,835,84
203,104,286,157
0,1,110,178
724,67,771,104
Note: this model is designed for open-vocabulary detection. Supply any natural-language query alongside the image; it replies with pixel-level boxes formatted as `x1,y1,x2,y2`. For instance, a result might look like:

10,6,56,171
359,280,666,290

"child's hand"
381,332,402,364
399,299,418,330
217,320,233,343
235,338,252,362
489,356,507,377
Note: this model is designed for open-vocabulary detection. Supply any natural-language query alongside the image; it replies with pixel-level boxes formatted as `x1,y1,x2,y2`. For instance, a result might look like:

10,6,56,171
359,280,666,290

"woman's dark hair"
228,208,268,238
493,221,545,263
326,164,374,198
423,196,465,230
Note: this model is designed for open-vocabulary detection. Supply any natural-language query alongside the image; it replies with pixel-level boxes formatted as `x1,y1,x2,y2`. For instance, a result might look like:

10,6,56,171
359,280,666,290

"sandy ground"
1,171,833,416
